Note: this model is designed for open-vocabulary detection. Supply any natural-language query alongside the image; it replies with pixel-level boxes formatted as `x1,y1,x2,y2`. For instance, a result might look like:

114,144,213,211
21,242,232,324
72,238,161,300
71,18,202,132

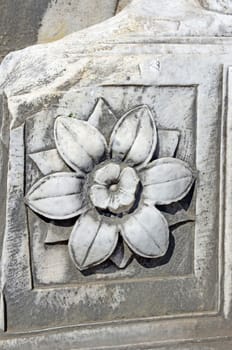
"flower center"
89,162,140,216
109,183,118,192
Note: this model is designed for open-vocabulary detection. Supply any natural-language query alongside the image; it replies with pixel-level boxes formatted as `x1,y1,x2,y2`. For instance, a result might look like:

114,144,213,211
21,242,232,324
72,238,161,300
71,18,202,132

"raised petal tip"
54,116,107,174
68,210,119,270
141,157,195,205
25,172,87,220
109,105,157,169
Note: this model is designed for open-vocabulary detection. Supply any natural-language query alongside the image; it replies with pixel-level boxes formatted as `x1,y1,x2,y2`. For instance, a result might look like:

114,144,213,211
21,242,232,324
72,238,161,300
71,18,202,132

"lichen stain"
110,286,126,310
76,285,108,306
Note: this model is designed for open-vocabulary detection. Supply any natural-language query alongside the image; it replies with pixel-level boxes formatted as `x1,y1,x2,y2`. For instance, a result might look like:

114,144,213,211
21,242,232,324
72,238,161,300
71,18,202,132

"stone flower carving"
25,101,195,271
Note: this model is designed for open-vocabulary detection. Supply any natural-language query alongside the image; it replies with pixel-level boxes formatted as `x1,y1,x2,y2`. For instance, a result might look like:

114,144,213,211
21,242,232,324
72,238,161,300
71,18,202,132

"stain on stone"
0,0,51,61
38,0,120,44
0,0,133,61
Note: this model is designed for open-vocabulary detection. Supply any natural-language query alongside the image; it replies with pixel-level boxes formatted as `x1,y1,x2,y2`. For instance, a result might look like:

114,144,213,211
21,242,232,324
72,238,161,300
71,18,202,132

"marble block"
0,0,232,349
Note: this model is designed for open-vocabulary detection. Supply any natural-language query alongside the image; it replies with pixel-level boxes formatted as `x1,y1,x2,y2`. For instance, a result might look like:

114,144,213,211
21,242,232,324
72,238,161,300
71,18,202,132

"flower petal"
54,117,107,173
88,98,117,141
94,163,121,186
157,129,180,158
25,172,86,220
105,167,140,214
119,167,140,195
110,240,133,269
29,149,69,176
108,191,134,214
68,210,118,270
162,208,194,228
45,228,70,244
89,184,110,210
109,105,157,169
120,205,169,258
140,158,194,205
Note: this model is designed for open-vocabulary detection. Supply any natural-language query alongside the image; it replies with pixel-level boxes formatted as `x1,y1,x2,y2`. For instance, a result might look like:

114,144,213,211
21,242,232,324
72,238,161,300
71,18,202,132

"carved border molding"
0,51,227,336
0,5,232,343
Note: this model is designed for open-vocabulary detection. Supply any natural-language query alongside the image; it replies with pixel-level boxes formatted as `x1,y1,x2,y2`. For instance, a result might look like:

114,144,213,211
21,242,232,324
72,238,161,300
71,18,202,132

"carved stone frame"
0,45,232,348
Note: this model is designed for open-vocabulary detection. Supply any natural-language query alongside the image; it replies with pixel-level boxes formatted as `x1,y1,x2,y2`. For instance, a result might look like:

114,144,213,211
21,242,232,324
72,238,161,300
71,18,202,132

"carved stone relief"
25,100,195,271
25,85,197,285
0,0,232,349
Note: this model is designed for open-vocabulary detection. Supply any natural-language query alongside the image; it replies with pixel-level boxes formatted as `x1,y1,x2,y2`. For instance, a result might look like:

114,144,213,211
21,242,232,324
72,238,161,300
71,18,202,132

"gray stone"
0,0,232,349
0,0,132,61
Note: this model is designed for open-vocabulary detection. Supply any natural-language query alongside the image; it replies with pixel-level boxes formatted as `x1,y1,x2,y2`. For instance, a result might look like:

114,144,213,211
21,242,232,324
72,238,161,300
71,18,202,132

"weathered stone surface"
0,0,132,61
37,0,129,44
0,0,232,349
0,0,50,61
200,0,232,14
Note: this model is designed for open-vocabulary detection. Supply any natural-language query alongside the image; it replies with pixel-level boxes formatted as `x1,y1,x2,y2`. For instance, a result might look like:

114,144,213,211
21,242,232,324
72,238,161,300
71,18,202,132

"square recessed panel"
25,85,196,287
3,54,223,333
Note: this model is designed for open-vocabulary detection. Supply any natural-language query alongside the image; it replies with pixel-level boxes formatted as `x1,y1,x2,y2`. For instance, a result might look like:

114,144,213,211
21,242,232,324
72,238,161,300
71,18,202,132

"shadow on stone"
157,182,195,215
135,232,175,269
80,260,119,277
38,214,77,228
